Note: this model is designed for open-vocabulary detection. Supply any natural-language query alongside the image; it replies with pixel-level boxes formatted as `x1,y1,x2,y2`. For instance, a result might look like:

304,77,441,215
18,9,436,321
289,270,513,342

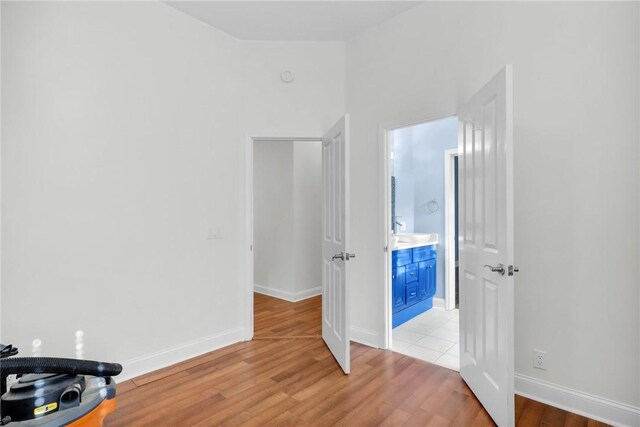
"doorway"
382,115,460,371
378,67,515,425
244,115,352,374
245,137,323,340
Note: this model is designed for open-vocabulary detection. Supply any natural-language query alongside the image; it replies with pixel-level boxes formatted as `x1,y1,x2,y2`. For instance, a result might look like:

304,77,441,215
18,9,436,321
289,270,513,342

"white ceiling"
164,1,423,41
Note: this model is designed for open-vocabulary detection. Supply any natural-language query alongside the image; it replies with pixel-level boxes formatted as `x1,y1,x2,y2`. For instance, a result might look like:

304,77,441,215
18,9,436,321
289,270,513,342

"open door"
458,66,515,426
322,115,351,374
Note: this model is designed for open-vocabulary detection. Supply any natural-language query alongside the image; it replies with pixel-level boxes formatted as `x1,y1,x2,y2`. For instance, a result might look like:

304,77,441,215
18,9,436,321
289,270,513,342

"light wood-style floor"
106,293,609,426
254,292,322,338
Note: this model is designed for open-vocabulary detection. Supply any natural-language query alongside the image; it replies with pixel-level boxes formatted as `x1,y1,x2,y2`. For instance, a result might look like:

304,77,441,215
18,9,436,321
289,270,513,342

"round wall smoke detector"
280,70,295,83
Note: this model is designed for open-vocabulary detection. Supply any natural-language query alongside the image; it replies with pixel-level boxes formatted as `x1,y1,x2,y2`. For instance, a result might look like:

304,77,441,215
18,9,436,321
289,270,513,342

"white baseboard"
350,326,380,348
118,327,245,382
433,297,445,309
254,284,321,302
515,374,640,427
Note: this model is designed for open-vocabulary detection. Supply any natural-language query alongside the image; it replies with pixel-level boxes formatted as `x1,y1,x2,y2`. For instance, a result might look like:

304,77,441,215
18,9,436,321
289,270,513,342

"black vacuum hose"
0,357,122,377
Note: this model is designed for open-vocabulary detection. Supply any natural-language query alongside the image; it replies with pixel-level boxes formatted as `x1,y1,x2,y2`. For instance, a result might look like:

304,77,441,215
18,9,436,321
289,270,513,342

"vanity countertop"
391,233,438,251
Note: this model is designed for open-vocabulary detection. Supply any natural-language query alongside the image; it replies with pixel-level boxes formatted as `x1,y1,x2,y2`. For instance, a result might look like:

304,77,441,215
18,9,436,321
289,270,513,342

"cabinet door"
418,261,429,300
392,267,406,312
425,258,436,297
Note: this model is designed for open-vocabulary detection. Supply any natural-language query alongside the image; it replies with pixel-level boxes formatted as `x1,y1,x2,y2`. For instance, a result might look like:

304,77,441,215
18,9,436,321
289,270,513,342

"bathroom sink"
391,233,438,249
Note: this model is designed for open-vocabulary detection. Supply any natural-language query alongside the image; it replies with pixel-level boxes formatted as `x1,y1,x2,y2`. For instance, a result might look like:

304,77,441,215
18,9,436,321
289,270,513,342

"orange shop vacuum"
0,343,122,426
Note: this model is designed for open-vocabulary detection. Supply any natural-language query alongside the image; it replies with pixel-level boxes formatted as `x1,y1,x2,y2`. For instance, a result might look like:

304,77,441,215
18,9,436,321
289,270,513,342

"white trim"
432,297,445,309
378,123,393,350
379,113,457,350
254,284,322,302
118,328,245,382
350,326,380,349
244,134,323,342
443,148,458,311
515,374,640,427
244,136,254,341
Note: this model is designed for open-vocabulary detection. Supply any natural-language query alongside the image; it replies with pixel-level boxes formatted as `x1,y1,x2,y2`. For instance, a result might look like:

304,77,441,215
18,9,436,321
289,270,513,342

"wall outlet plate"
533,349,547,370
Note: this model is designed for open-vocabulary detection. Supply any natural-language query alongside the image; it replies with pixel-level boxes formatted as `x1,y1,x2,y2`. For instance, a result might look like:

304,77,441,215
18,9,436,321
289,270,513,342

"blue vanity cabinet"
392,244,437,328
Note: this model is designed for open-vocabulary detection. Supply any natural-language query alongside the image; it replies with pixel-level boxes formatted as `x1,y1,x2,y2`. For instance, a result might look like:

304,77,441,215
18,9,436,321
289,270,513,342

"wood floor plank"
380,408,412,426
563,411,590,427
105,294,609,426
254,293,321,338
115,379,138,393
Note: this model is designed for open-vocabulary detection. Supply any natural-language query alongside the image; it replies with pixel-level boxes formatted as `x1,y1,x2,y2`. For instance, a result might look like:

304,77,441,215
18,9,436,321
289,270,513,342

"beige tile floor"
391,306,459,371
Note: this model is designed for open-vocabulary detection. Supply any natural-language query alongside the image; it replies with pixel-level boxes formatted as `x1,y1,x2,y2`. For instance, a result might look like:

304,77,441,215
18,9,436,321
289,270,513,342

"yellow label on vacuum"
34,402,58,416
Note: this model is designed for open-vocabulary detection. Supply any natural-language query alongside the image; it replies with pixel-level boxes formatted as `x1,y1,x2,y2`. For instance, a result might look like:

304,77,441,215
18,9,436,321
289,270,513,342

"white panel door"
322,115,351,374
458,66,515,426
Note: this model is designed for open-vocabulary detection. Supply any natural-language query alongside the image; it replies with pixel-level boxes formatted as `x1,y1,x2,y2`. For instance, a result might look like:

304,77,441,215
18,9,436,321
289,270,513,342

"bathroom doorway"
382,115,460,371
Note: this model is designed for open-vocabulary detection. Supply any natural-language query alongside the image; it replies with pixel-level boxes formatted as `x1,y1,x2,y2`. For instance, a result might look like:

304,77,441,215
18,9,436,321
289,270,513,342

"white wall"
2,1,244,371
238,41,345,136
0,1,3,346
1,1,344,379
346,1,639,411
253,141,294,296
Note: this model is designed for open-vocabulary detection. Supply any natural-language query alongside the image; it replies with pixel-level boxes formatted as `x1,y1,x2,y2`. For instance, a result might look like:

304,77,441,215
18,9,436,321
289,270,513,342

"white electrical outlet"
533,349,547,370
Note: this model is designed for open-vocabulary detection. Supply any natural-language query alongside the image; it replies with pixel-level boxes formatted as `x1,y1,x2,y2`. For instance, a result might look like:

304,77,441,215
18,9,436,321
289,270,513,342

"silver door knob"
484,263,505,275
345,253,356,261
332,252,345,261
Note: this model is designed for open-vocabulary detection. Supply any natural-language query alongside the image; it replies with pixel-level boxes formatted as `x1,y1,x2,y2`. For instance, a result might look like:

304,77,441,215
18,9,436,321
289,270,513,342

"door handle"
332,252,356,261
484,264,505,275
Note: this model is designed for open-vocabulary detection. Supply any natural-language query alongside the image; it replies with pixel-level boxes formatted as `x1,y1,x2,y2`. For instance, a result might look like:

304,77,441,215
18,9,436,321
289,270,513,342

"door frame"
378,113,457,350
244,133,322,341
443,148,459,311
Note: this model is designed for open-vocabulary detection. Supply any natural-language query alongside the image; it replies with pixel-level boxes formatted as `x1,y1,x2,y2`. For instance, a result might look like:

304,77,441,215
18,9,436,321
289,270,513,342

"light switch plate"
207,226,224,240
